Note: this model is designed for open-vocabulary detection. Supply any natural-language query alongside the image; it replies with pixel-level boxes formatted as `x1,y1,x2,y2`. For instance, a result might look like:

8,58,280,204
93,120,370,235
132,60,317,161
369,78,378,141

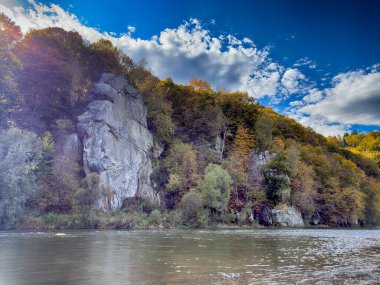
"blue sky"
1,0,380,136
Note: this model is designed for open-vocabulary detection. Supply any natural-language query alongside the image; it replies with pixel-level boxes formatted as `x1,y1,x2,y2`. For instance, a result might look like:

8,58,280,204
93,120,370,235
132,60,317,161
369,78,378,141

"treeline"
1,14,380,228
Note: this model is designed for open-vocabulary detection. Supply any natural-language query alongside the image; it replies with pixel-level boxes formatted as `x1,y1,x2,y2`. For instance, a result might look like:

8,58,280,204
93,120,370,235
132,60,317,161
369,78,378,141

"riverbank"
7,211,364,230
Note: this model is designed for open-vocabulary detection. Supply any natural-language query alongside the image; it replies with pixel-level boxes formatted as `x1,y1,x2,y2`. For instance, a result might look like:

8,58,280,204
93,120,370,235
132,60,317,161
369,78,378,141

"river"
0,229,379,284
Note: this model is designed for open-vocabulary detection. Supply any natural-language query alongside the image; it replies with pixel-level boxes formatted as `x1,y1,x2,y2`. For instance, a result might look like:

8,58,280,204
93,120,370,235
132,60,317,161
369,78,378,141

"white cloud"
302,88,324,103
1,1,104,39
289,100,303,107
243,37,253,44
293,57,317,69
299,69,380,126
242,64,282,98
287,111,349,136
280,68,306,94
127,25,136,33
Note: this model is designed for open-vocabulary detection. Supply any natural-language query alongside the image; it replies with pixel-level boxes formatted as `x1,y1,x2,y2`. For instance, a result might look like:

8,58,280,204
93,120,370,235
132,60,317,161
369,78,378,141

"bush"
164,209,183,228
196,208,210,227
222,212,237,224
180,190,203,223
43,213,75,228
106,211,143,229
121,197,155,213
147,209,163,225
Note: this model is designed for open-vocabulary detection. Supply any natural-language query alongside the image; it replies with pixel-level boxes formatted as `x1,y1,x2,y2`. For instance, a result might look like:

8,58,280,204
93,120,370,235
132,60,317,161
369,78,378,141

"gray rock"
248,149,276,185
272,206,304,227
77,74,158,211
250,149,275,169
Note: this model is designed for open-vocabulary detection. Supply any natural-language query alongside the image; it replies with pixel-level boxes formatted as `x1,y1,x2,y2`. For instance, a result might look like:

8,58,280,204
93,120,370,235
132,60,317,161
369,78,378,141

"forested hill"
1,14,380,229
328,131,380,167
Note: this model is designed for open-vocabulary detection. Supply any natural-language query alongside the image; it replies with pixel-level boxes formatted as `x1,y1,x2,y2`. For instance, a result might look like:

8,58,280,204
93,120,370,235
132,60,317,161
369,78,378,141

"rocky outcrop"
77,73,157,211
272,207,304,227
250,150,275,169
249,149,276,185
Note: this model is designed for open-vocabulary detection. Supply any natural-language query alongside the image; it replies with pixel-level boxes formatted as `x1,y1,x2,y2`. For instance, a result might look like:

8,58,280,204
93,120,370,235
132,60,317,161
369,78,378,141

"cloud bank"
287,66,380,135
299,69,380,126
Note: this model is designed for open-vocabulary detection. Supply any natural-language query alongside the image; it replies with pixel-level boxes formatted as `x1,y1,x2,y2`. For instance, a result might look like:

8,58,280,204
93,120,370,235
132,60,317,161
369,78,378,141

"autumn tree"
0,14,22,128
216,91,260,132
225,125,255,209
166,78,226,143
132,74,175,146
163,140,199,208
255,112,273,151
15,28,93,128
291,161,317,220
361,177,380,224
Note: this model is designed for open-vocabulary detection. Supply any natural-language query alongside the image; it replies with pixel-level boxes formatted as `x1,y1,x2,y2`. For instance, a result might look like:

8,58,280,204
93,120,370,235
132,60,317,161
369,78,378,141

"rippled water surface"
0,229,380,284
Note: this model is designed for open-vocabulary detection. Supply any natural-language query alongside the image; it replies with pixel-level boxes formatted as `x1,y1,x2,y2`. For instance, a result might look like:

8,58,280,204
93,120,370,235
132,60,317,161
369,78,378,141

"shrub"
180,190,203,223
196,208,210,227
198,163,233,214
147,209,162,225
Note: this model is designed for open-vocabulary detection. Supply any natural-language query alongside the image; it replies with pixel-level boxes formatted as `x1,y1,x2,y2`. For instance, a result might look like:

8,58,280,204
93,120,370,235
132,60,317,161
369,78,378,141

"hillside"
328,131,380,167
1,15,380,229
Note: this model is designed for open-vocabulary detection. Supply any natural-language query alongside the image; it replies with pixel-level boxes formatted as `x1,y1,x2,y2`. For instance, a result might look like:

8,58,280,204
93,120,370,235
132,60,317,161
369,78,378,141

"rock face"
272,207,304,227
77,73,157,211
250,150,275,169
249,149,276,184
257,206,273,226
53,133,82,196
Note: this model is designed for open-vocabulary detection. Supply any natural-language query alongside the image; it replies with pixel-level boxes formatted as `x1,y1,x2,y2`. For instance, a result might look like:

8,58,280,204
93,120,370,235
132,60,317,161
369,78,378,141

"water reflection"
0,229,379,284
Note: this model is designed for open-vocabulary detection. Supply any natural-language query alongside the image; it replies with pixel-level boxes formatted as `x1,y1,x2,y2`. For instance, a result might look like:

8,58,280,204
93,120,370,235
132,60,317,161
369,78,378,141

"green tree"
264,151,292,204
255,112,273,151
198,164,233,214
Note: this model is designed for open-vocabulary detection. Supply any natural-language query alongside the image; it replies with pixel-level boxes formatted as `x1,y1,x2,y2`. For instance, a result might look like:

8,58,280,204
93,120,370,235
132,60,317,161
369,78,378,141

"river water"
0,229,379,285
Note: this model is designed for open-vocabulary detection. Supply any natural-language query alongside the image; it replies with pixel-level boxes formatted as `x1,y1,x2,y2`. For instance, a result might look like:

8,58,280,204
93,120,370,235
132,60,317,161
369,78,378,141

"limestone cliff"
77,73,157,211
